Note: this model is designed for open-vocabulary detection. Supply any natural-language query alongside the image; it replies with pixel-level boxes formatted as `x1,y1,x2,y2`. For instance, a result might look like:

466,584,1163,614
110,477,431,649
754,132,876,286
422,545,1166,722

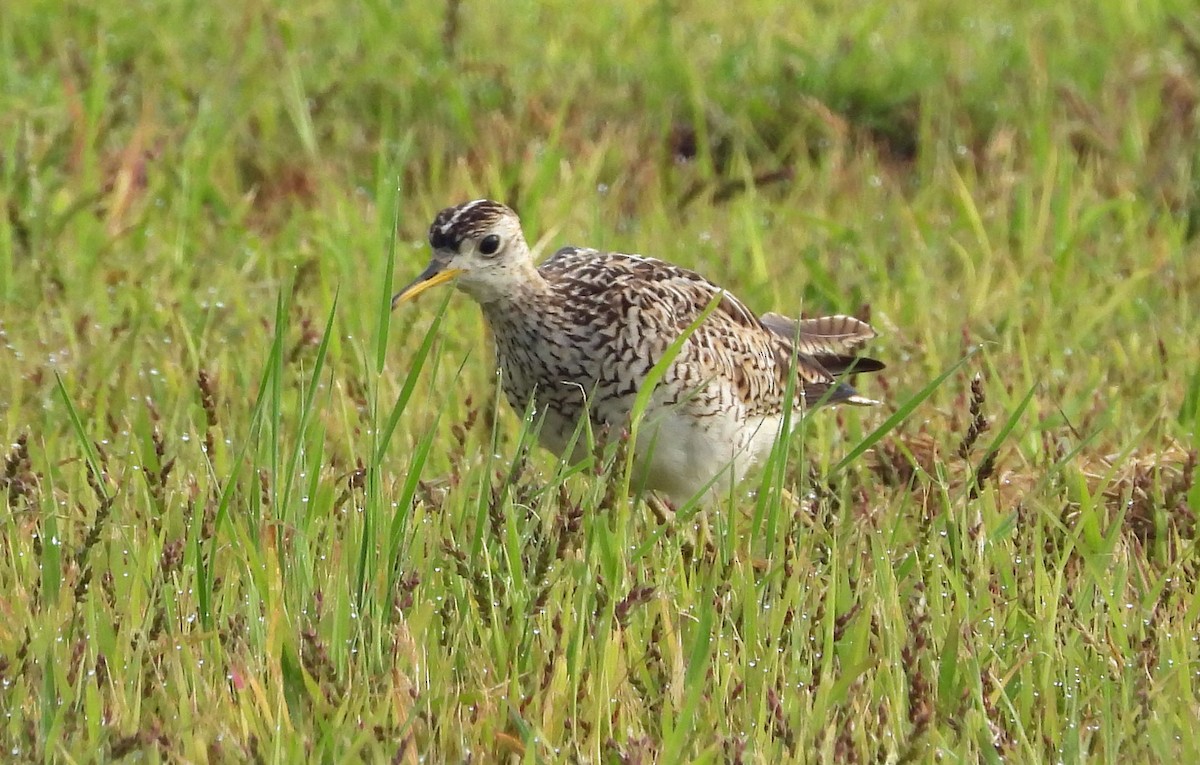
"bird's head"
392,199,533,307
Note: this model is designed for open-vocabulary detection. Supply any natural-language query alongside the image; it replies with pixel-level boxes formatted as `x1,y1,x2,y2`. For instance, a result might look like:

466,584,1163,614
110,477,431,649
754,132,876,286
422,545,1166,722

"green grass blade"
281,291,338,527
661,592,716,760
373,290,455,467
53,373,108,499
833,347,979,474
376,186,402,374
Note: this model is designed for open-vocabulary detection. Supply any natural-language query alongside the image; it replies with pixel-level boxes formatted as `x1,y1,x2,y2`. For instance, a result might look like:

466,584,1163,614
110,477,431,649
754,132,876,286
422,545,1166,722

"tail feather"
764,311,884,407
804,380,879,408
761,312,878,354
809,353,886,376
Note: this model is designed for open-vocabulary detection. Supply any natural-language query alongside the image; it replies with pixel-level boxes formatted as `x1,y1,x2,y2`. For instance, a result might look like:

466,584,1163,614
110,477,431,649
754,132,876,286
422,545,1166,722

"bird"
393,199,884,505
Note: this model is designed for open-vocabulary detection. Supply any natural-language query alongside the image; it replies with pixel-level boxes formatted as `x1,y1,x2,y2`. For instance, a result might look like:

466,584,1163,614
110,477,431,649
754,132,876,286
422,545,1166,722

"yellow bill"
391,263,464,308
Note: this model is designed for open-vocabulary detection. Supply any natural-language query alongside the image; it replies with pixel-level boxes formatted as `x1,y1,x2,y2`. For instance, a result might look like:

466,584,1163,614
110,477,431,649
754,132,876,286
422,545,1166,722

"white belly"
631,409,790,504
526,394,792,506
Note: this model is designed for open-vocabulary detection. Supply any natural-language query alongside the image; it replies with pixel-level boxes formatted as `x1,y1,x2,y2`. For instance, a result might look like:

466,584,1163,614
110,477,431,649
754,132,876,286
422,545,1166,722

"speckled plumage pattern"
396,199,885,503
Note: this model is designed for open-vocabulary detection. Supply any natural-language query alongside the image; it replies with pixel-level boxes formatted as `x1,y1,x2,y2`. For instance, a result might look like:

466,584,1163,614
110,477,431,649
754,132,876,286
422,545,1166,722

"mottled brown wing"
537,248,878,411
539,247,813,414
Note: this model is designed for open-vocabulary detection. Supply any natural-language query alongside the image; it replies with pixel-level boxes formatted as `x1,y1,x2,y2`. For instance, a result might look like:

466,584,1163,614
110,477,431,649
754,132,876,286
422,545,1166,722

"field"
3,0,1200,761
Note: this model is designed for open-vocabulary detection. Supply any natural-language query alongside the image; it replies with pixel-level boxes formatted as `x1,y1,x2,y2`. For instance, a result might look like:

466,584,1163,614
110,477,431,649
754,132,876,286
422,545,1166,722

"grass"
2,0,1199,761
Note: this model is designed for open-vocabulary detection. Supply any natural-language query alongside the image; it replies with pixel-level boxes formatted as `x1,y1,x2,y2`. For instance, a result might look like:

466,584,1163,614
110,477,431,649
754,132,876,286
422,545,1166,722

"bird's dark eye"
479,234,501,256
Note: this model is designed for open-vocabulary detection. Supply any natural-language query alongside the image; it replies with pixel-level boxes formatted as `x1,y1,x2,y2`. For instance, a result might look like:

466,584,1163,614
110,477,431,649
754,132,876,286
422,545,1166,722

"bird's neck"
462,261,550,309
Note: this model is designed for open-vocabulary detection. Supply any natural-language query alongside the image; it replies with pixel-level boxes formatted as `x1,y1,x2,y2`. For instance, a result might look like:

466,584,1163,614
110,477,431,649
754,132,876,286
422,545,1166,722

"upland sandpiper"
393,199,884,504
